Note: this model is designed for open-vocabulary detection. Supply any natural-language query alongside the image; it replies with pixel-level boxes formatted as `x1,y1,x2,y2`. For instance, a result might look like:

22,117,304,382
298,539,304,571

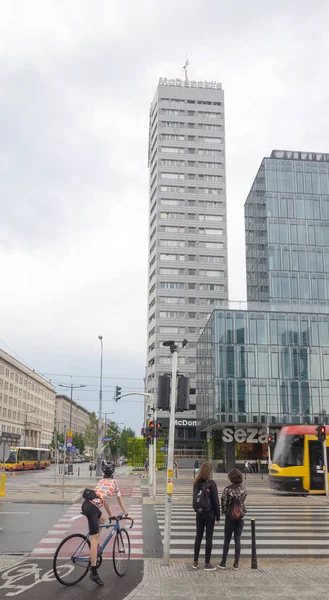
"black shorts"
82,500,102,535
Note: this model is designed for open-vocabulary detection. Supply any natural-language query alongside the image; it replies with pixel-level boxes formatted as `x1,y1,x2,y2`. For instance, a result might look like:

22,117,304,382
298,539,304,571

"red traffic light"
149,421,155,429
157,422,162,429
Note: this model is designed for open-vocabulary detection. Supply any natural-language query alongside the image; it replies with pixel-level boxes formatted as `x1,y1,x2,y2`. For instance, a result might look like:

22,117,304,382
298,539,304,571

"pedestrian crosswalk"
31,503,143,558
155,504,329,557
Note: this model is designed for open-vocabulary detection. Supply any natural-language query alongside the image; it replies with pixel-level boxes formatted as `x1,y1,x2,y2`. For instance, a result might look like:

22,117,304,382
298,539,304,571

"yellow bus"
269,425,329,494
0,447,51,471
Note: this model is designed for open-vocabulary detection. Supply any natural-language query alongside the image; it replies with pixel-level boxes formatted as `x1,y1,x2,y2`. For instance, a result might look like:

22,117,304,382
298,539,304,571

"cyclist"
82,463,130,586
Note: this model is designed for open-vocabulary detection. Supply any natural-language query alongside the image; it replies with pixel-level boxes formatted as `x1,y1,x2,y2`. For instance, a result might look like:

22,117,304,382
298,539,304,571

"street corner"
0,558,144,599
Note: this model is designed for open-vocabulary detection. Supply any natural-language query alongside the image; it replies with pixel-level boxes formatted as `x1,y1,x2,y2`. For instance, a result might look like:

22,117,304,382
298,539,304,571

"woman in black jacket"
193,462,220,571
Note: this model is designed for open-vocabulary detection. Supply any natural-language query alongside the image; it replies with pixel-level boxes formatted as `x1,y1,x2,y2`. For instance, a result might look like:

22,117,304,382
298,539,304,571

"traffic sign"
102,437,113,441
67,430,73,438
0,442,10,463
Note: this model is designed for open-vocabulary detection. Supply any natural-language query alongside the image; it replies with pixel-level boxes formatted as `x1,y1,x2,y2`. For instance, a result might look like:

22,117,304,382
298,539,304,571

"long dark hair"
194,461,212,485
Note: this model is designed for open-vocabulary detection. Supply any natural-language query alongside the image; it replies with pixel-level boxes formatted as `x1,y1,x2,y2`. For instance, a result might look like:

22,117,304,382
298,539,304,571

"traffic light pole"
149,436,153,485
323,439,329,498
163,343,178,566
153,407,157,500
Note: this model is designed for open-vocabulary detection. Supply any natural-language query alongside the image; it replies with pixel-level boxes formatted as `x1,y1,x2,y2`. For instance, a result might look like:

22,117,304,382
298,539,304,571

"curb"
124,560,148,600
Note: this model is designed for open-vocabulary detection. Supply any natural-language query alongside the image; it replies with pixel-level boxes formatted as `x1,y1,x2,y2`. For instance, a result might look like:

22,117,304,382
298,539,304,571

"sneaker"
217,562,226,569
204,563,216,571
89,572,104,586
192,561,198,569
233,560,239,570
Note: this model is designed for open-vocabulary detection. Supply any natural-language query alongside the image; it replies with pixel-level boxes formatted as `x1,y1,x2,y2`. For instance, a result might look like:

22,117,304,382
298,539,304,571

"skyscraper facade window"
245,150,329,304
146,77,228,454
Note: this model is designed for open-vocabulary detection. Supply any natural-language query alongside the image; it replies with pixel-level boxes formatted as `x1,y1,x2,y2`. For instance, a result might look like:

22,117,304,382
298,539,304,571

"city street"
2,467,329,598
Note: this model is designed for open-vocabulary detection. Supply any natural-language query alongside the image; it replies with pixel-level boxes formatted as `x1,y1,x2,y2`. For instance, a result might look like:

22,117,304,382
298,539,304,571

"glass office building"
196,304,329,467
245,150,329,303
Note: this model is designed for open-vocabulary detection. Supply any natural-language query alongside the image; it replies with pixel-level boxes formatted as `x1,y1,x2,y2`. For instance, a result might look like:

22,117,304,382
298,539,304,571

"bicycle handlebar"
109,515,134,529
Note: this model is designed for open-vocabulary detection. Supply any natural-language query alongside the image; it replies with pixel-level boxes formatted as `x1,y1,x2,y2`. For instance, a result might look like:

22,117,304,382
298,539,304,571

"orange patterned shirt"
94,478,121,506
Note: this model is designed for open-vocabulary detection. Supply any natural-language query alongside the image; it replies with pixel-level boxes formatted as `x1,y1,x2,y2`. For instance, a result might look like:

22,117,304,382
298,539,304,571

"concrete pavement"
126,559,329,600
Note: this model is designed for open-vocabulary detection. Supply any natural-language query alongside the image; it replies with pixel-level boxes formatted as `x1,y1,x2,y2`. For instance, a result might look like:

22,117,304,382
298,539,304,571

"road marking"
39,538,63,544
0,511,30,515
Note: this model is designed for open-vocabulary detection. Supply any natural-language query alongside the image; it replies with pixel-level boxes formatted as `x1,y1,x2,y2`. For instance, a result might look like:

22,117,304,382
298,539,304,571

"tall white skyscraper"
145,77,228,446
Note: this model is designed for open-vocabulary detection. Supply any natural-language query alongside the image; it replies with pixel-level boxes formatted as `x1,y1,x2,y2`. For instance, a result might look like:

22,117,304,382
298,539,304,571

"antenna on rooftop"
182,55,189,83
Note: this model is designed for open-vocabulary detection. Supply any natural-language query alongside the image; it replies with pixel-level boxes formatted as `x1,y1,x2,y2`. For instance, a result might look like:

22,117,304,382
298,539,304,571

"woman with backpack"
218,468,247,571
193,462,220,571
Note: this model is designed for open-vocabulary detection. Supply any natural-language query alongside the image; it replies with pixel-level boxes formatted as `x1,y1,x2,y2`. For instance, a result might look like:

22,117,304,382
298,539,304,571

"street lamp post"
58,382,86,473
96,335,104,477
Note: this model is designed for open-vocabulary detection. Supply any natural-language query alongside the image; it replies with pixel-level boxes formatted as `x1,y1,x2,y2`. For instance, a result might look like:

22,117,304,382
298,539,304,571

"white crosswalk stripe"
155,504,329,557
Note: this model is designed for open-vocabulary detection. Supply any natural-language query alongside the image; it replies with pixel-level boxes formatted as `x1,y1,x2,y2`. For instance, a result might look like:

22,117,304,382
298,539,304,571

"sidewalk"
127,559,329,600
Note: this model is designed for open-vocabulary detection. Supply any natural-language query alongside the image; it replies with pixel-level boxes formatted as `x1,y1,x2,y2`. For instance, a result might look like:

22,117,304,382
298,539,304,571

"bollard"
245,469,247,480
251,518,258,569
0,473,6,497
261,470,263,480
78,467,80,477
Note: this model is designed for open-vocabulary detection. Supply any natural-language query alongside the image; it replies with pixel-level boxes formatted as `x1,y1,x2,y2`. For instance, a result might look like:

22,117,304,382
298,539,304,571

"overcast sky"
1,0,329,433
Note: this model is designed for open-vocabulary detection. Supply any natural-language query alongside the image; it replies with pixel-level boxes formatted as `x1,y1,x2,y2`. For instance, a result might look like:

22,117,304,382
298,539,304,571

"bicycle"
53,514,134,586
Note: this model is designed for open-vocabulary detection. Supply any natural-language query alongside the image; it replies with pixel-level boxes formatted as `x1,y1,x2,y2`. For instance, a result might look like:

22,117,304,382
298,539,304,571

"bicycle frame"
73,520,121,563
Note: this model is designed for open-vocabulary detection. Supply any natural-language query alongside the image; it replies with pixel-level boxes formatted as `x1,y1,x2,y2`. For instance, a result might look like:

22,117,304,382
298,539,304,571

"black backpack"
82,488,97,501
229,497,244,520
193,481,211,514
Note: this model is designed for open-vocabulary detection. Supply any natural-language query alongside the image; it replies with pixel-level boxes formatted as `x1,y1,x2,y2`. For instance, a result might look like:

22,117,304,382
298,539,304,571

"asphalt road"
0,559,143,599
0,504,67,553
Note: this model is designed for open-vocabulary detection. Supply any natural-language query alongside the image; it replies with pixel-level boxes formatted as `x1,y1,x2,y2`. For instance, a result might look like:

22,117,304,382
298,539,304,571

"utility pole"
58,382,86,473
62,425,66,500
96,335,104,476
163,342,178,566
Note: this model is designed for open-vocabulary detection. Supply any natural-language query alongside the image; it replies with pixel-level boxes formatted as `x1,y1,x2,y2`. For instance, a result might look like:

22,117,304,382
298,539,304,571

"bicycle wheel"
113,528,131,577
53,533,90,586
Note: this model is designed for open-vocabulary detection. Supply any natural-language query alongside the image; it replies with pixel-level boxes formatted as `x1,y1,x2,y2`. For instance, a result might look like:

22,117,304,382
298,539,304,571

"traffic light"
157,374,170,410
316,423,326,442
156,422,162,437
146,432,152,448
115,386,122,402
267,435,274,446
148,421,155,437
177,375,190,411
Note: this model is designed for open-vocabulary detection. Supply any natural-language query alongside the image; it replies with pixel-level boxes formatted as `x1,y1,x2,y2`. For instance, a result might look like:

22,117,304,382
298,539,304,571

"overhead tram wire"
41,373,144,381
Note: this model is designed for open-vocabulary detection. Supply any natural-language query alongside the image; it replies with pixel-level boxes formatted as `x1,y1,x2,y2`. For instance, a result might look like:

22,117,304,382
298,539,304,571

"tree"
104,421,120,459
73,432,85,454
118,427,136,457
50,428,64,450
84,412,98,459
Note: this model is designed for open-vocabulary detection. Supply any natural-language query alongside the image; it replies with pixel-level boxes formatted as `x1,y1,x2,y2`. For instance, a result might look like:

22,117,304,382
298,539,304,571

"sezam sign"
222,427,280,444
